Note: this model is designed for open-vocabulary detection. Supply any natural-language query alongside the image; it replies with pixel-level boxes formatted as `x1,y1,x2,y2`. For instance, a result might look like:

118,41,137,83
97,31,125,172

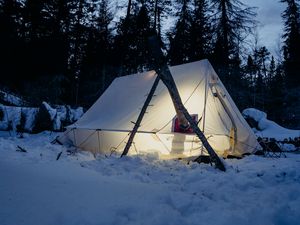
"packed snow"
0,132,300,225
243,108,300,141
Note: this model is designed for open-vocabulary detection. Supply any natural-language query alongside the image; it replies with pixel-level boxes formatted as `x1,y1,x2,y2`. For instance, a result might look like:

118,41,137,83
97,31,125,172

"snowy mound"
243,108,300,141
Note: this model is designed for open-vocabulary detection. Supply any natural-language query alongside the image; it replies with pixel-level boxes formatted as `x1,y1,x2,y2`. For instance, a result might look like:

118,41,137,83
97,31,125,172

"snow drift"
242,108,300,141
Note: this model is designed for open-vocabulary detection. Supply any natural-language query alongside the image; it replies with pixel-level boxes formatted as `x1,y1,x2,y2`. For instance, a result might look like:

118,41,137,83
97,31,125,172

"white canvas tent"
58,60,261,158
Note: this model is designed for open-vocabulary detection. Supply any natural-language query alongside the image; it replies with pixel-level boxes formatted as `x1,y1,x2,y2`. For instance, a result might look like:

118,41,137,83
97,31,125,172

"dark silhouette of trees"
281,0,300,87
168,0,193,65
280,0,300,127
210,0,256,80
190,0,212,61
0,0,299,127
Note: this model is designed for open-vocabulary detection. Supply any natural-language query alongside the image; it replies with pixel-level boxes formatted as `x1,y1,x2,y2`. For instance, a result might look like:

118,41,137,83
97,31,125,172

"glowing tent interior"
58,60,261,159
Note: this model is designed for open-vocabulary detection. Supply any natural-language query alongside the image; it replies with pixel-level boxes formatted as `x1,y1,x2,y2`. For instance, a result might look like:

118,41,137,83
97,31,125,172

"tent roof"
71,59,214,132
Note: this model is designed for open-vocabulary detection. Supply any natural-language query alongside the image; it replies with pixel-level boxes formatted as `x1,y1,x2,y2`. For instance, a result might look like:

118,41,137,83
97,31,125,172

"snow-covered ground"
1,132,300,225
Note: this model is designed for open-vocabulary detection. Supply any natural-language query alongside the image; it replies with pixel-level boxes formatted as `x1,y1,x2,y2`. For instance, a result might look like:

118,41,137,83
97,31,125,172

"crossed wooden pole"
121,33,226,172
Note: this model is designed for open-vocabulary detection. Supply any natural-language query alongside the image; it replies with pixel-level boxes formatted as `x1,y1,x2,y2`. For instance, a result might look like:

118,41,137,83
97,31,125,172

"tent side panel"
71,71,158,131
205,62,261,155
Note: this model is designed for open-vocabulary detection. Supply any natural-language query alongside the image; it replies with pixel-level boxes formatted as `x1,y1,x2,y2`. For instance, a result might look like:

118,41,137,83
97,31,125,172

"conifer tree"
268,56,276,85
23,0,47,39
210,0,256,82
280,0,300,128
149,0,172,40
114,2,152,74
0,0,24,89
0,0,22,38
190,0,212,61
168,0,193,65
79,0,114,106
244,55,258,107
253,46,270,110
268,64,286,123
280,0,300,87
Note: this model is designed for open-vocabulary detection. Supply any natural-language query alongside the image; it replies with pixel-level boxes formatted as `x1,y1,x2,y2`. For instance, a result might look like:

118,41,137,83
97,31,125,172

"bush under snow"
0,89,28,106
0,102,83,133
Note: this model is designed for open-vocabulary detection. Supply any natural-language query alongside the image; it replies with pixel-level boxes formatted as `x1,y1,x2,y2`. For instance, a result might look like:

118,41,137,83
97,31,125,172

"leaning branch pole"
121,75,160,157
147,34,226,171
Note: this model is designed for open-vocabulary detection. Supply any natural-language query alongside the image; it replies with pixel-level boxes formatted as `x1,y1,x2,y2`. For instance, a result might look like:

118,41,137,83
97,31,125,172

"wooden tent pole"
147,34,226,171
121,75,160,157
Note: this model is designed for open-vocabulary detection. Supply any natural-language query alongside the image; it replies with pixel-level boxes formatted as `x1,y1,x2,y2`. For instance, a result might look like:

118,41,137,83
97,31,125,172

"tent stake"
147,33,226,171
121,75,160,157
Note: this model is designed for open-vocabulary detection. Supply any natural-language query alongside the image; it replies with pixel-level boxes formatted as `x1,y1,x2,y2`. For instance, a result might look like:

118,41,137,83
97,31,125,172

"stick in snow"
56,151,63,160
16,145,27,153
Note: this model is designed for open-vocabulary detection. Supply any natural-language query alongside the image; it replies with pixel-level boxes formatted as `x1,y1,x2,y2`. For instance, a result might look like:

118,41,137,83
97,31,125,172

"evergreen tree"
190,0,212,61
23,0,47,40
0,0,22,38
245,55,256,80
244,55,258,107
114,2,152,74
210,0,256,82
268,64,286,124
229,52,250,109
21,0,73,104
252,46,270,110
150,0,172,40
280,0,300,87
79,0,114,106
268,56,276,85
69,0,88,74
0,0,23,88
255,46,270,78
134,5,152,70
168,0,193,65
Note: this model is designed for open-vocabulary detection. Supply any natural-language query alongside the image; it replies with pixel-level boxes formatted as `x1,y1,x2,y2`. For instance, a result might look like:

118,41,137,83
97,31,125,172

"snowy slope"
1,132,300,225
243,108,300,140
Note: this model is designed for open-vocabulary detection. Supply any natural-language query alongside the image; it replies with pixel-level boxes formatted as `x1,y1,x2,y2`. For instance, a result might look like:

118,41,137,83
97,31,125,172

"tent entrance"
172,114,199,134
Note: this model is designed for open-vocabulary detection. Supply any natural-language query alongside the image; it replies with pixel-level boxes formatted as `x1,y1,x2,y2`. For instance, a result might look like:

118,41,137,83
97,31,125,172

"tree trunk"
147,34,226,171
154,0,158,30
126,0,132,18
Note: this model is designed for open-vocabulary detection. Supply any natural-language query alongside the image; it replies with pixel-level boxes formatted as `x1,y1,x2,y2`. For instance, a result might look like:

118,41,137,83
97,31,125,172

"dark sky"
241,0,283,56
117,0,284,57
